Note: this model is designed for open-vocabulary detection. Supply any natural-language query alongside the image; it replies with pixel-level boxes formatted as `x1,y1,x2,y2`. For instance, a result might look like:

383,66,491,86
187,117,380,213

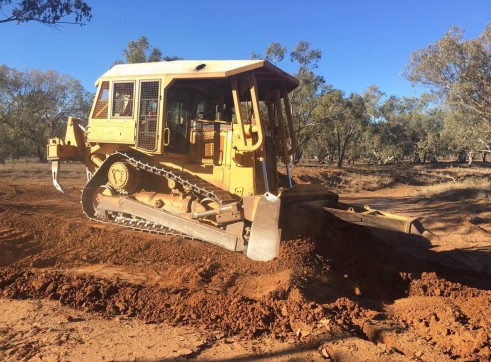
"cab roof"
98,60,299,92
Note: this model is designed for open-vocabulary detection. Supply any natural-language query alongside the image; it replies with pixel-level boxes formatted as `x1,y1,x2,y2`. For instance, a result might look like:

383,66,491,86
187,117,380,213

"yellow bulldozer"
47,60,423,261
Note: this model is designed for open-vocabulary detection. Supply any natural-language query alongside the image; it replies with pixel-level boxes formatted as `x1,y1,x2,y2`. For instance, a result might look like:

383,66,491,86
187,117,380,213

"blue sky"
1,0,489,98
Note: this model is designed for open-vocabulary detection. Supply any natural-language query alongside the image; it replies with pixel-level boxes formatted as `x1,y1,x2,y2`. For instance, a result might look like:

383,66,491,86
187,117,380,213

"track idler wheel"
92,185,116,218
107,162,140,194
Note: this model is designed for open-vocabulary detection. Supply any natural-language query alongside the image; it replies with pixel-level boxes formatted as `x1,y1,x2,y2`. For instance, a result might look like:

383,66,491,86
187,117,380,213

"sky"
1,0,490,98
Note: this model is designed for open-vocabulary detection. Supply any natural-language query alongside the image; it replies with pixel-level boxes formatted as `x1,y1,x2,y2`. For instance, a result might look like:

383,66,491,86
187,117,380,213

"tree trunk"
337,148,346,167
36,144,47,163
337,132,352,168
293,149,303,165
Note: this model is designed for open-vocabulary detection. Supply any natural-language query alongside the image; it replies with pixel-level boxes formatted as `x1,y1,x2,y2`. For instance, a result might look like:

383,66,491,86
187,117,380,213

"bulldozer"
47,60,423,261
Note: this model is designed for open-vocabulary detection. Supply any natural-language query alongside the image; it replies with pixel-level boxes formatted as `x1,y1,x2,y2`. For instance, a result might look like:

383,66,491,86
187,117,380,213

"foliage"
313,89,368,167
0,0,92,26
441,106,491,163
254,41,367,167
0,65,91,162
251,31,491,166
405,23,491,123
288,42,327,163
290,41,322,71
115,36,181,65
251,42,287,64
265,42,286,64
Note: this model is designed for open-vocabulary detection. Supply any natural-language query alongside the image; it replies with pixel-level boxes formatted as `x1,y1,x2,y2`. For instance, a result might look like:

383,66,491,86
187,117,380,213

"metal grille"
203,132,215,159
137,81,159,151
112,82,134,117
255,137,278,195
92,81,109,119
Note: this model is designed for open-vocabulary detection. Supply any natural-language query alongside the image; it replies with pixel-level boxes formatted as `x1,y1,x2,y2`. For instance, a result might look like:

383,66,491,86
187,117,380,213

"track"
80,151,239,240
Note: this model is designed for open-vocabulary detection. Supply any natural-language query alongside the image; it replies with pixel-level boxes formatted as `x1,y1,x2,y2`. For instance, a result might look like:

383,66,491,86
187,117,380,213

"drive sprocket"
107,161,140,194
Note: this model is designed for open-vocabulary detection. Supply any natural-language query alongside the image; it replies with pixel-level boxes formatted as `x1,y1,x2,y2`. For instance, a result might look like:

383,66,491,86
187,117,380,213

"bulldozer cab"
83,61,300,197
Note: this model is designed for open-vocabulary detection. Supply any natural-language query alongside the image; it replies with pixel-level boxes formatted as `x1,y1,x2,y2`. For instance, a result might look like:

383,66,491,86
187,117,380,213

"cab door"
164,97,191,155
136,81,160,152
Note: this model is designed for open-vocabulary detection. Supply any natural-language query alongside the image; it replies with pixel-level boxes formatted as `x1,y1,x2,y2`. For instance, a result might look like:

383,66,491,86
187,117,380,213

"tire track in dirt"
0,226,39,267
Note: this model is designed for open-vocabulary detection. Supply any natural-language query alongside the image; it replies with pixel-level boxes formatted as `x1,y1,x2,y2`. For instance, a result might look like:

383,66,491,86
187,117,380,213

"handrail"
230,74,264,152
163,127,170,146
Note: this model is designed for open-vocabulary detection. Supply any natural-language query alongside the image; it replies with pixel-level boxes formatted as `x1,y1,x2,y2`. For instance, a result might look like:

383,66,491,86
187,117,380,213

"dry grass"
2,160,490,198
343,174,395,193
0,159,85,180
414,177,491,201
290,161,491,195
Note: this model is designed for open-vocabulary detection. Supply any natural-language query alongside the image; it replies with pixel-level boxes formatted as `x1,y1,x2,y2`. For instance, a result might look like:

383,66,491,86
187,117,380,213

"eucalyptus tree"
265,42,286,64
441,106,491,164
415,110,445,163
287,41,326,163
115,36,181,65
0,66,91,161
406,24,491,124
334,92,368,167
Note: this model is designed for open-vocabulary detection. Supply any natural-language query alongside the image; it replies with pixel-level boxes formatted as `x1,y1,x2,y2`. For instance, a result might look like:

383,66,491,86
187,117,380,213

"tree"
251,42,286,64
363,85,385,120
415,111,445,163
358,91,441,164
0,0,91,26
116,36,181,64
0,66,92,162
265,42,286,64
441,106,491,165
368,96,420,163
289,68,325,163
405,24,491,123
251,40,326,164
288,41,326,163
315,90,368,167
290,41,322,71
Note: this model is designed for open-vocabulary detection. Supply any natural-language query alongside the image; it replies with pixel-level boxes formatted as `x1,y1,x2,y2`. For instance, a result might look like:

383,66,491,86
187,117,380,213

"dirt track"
0,162,490,361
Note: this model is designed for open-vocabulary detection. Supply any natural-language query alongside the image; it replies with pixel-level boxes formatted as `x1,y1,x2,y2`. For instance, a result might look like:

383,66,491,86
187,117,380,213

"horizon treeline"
1,24,490,166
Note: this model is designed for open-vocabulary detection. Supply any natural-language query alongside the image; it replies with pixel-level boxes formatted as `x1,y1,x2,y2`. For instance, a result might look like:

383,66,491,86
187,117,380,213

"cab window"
92,81,109,119
112,82,134,118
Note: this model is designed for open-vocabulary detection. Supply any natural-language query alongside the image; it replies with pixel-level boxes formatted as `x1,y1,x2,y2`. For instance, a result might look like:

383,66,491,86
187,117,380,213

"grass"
2,159,490,198
347,174,395,192
290,161,491,194
413,177,491,201
0,159,85,180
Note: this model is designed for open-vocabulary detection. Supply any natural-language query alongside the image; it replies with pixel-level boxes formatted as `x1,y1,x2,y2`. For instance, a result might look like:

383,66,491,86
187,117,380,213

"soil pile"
1,165,491,360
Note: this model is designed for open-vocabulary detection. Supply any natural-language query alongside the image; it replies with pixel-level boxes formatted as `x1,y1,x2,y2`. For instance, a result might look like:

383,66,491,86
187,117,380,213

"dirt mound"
386,273,491,360
1,165,491,360
0,268,364,340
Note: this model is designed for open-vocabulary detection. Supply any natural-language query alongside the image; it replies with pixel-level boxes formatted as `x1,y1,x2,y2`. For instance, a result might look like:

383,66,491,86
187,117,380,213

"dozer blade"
323,204,425,235
247,193,282,261
279,184,338,205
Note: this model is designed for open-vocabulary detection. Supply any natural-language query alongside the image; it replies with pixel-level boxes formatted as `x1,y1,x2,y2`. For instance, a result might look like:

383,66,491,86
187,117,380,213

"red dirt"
0,162,490,361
